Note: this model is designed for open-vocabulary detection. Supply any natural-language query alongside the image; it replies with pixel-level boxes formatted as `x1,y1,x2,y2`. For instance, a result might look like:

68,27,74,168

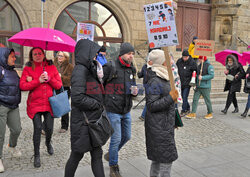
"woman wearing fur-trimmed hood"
221,54,245,114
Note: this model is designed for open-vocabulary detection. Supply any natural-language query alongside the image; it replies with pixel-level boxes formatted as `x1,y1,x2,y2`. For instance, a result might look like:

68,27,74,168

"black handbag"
175,109,183,127
83,110,114,148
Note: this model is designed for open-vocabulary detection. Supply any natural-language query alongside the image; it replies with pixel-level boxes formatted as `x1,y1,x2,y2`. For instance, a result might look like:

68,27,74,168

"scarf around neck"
96,60,103,83
151,64,169,81
119,56,131,67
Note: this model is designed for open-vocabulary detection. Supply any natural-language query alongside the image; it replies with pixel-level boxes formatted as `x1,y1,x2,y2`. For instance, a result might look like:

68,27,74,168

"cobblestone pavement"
1,93,250,173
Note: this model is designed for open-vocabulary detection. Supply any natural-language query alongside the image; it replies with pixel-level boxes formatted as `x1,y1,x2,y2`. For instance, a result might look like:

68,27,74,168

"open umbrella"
215,49,246,66
8,27,76,52
243,51,250,64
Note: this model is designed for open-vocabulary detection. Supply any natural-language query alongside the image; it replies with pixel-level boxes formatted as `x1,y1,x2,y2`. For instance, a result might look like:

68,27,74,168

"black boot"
241,107,249,117
34,155,41,168
221,108,228,114
46,143,54,155
232,107,239,113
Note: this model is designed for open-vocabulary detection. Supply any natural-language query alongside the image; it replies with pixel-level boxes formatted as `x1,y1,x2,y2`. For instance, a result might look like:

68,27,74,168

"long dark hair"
28,47,46,70
226,54,239,70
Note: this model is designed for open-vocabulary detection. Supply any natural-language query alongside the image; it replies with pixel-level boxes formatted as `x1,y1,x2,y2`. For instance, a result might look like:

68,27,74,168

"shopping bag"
49,87,71,118
175,108,183,127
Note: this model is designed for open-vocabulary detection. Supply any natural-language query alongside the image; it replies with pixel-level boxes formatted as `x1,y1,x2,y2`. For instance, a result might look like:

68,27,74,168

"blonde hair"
56,51,70,61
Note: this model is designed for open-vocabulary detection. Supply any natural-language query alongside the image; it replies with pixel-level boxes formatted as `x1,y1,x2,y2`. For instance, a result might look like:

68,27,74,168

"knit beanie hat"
198,55,207,61
193,36,198,40
119,42,135,56
182,50,189,56
148,49,165,65
99,46,106,52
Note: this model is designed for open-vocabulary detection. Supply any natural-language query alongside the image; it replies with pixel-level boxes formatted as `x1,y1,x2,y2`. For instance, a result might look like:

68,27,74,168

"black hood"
74,39,101,68
0,47,15,70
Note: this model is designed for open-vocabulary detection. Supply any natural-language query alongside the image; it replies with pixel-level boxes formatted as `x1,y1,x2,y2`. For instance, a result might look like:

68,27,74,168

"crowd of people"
0,37,249,177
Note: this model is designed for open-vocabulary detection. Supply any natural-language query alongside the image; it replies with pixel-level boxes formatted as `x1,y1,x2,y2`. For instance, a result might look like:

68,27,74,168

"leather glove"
169,89,179,102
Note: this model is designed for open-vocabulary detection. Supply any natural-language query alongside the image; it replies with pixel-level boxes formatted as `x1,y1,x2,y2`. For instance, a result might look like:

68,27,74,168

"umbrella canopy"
215,49,246,66
8,27,76,52
243,51,250,64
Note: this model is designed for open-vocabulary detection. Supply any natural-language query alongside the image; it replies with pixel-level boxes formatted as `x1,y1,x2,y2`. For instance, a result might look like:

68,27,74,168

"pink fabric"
243,51,250,64
215,49,246,66
8,27,76,52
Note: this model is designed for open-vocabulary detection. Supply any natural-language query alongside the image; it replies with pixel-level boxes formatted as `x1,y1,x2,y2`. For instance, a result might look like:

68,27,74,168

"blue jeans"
106,112,131,166
141,106,147,119
181,87,190,112
247,94,250,109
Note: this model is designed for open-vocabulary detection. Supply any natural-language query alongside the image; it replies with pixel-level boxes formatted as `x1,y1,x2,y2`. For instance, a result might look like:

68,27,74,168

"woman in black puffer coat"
145,49,178,177
221,54,245,114
241,65,250,117
64,39,104,177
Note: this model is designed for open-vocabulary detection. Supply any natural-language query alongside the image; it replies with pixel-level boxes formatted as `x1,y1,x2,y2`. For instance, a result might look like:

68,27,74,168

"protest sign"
144,1,179,90
144,1,179,49
194,40,215,57
77,23,94,42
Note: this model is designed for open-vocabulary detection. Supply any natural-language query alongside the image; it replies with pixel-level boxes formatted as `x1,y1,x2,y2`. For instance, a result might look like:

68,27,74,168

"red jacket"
20,60,62,119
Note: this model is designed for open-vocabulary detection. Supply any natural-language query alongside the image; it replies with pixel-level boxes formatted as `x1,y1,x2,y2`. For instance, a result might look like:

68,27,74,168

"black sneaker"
180,110,190,117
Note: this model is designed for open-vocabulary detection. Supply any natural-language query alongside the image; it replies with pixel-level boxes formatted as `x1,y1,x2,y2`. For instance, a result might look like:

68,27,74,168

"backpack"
107,60,117,82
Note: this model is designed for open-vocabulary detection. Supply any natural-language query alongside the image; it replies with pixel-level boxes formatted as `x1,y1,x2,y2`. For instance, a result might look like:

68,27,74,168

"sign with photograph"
77,23,95,42
144,1,179,48
194,40,215,56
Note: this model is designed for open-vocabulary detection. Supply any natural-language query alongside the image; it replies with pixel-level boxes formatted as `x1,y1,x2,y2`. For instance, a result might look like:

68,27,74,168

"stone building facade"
0,0,249,69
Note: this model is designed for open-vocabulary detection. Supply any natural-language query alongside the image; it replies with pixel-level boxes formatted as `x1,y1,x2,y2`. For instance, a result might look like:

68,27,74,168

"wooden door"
176,1,211,51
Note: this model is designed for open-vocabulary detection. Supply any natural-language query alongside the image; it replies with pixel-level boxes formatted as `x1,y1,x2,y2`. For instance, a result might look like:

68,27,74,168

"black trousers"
225,91,238,109
56,87,71,130
64,147,104,177
33,112,54,155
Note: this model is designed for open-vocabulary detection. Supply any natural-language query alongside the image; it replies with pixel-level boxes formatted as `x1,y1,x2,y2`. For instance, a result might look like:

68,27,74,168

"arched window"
55,1,123,61
0,0,22,67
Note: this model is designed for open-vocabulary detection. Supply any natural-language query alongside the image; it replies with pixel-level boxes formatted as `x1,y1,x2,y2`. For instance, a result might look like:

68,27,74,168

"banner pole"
163,47,175,90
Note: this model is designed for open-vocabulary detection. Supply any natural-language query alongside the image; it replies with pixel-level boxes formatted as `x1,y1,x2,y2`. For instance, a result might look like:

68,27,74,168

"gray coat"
145,69,178,163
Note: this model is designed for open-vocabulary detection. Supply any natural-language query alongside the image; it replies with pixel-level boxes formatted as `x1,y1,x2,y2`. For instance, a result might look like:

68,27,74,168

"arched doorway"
55,1,123,61
0,0,23,67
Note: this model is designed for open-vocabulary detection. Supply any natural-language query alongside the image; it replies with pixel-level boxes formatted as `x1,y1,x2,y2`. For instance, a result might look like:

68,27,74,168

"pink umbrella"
8,27,76,52
215,49,246,66
242,51,250,64
248,45,250,49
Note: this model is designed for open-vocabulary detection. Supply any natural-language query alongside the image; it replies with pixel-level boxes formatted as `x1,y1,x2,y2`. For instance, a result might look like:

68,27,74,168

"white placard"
144,1,179,48
76,23,95,42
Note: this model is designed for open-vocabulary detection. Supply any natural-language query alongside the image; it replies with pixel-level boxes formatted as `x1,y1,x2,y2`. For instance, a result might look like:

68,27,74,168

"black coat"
145,69,178,163
244,66,250,93
0,48,21,109
137,64,147,85
224,63,245,93
176,57,197,89
70,39,103,153
103,58,136,114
